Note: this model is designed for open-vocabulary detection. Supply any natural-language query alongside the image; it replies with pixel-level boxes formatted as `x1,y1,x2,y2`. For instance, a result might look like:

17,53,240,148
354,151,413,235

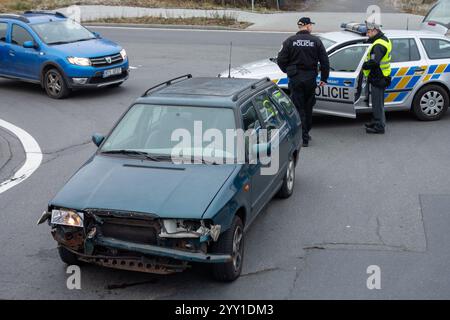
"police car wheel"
277,156,295,199
412,85,449,121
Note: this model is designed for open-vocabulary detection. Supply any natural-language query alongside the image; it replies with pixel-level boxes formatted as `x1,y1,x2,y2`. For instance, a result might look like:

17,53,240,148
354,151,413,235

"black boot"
366,126,385,134
365,122,376,128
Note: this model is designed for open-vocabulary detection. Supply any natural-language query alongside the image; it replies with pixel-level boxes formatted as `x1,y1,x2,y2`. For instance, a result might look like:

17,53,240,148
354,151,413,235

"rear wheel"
412,85,449,121
210,216,244,282
58,246,80,265
44,68,70,99
277,156,295,199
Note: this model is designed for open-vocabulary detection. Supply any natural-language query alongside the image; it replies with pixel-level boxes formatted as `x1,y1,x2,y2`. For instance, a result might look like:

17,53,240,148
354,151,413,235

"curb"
85,22,249,31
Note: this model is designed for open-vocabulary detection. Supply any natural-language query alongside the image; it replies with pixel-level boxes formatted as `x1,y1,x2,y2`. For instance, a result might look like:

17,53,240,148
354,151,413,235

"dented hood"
50,155,237,219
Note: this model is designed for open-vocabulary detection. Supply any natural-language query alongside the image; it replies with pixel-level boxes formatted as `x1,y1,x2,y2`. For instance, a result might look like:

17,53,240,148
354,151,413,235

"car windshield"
31,19,96,45
101,104,237,161
318,36,337,49
423,0,450,27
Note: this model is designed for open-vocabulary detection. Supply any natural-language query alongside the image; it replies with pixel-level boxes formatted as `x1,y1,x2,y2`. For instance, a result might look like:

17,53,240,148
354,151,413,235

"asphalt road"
0,27,450,299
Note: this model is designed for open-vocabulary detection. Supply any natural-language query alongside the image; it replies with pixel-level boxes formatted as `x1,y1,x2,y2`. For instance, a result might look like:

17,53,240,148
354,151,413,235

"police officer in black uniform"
277,17,330,147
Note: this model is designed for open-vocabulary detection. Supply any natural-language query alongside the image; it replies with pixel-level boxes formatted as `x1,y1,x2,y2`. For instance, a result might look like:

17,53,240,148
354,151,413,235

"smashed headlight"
159,219,221,242
51,209,84,228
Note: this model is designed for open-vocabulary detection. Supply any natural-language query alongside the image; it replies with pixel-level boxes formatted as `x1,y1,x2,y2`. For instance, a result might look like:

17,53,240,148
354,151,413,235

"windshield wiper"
48,41,72,45
101,150,163,162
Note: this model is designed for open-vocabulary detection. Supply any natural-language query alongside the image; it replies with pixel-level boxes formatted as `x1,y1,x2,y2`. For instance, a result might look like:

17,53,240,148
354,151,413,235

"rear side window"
0,23,7,42
253,93,285,130
391,38,421,62
11,24,33,46
421,39,450,60
269,88,295,115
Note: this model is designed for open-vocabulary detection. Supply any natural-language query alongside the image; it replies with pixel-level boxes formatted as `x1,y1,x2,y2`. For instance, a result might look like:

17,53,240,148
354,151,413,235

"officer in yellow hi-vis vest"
362,21,392,134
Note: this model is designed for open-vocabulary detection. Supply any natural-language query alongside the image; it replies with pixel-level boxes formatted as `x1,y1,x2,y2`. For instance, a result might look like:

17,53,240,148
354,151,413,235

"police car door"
315,44,371,118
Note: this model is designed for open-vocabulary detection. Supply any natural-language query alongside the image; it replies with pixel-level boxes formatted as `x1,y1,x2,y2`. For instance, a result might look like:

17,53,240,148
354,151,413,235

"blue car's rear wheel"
44,69,70,99
210,216,244,282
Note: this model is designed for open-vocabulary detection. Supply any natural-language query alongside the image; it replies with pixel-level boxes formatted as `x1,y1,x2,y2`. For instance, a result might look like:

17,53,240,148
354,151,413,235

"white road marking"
0,119,42,195
129,66,138,69
87,25,293,34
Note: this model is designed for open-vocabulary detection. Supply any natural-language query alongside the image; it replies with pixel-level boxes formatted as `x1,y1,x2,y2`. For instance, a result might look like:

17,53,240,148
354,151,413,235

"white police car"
220,1,450,121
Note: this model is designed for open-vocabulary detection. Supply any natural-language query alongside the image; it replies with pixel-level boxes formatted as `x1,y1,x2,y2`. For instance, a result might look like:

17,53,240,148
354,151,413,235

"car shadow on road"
0,79,130,100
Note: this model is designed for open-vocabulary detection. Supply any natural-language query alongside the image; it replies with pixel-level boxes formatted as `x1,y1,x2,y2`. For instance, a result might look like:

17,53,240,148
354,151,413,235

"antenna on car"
227,42,233,78
406,17,409,30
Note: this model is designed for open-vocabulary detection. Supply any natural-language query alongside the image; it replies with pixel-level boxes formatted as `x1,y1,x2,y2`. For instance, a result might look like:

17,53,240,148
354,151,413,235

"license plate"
103,67,122,78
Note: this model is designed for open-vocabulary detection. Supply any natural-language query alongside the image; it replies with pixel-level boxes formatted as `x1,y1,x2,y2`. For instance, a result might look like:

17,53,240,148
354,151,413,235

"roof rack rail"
23,10,67,18
141,74,193,97
0,14,30,23
232,77,271,102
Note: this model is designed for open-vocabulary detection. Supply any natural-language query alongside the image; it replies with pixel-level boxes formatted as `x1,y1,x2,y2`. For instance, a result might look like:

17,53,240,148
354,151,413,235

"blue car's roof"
0,12,66,24
24,13,66,24
137,77,274,108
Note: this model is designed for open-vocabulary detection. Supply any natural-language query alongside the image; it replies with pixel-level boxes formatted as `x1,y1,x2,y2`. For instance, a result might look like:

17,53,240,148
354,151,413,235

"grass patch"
0,0,293,13
85,14,252,29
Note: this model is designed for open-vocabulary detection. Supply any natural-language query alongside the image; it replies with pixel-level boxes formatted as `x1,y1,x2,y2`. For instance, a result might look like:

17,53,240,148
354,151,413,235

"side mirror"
23,40,37,49
92,32,101,39
92,133,105,147
252,142,271,159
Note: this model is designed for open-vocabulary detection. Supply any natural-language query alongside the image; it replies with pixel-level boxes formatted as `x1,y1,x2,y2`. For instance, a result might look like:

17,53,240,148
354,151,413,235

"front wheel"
277,156,295,199
412,85,449,121
44,69,70,99
210,216,244,282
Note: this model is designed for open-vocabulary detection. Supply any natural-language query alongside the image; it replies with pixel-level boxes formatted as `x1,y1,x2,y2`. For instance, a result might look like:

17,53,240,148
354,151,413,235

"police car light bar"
341,22,367,35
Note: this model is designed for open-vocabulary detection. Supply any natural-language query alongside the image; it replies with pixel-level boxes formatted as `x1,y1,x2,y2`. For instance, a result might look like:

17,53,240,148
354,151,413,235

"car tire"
412,85,449,121
276,156,295,199
44,68,70,99
58,246,80,265
210,216,244,282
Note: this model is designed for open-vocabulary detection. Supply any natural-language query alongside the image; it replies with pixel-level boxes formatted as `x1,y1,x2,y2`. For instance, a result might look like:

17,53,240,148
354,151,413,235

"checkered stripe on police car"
385,64,450,102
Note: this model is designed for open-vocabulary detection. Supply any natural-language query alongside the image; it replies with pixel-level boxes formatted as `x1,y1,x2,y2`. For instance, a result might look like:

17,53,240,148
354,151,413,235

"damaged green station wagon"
38,75,302,281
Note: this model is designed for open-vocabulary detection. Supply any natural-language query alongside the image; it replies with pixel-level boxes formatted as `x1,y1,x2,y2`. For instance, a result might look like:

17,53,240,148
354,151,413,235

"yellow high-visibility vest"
363,38,392,78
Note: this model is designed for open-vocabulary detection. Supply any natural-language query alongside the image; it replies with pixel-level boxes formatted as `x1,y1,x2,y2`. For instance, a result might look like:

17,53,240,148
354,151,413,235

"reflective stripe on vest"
363,38,392,78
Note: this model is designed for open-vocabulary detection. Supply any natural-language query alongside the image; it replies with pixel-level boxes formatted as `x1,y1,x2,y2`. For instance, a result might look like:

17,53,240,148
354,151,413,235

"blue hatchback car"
38,76,302,281
0,11,129,98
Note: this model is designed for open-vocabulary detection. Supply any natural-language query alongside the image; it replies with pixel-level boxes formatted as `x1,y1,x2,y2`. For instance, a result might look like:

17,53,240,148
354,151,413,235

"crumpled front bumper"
93,236,232,264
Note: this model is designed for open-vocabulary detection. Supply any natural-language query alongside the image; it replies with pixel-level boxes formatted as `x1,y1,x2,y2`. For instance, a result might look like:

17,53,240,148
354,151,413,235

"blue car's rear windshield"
31,20,96,45
101,104,237,160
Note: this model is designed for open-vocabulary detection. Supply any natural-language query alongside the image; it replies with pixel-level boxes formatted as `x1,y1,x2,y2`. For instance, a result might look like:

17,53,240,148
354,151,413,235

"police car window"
11,24,33,46
253,93,285,130
329,45,367,72
241,103,261,131
317,36,336,50
0,23,7,42
391,38,421,62
269,88,295,115
421,39,450,60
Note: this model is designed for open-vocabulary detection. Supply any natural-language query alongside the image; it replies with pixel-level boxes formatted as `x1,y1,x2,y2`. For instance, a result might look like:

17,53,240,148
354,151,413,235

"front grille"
90,53,123,68
97,216,161,245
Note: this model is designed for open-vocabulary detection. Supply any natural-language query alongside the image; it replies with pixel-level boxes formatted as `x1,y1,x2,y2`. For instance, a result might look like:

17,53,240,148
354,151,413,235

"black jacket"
277,30,330,82
362,32,391,88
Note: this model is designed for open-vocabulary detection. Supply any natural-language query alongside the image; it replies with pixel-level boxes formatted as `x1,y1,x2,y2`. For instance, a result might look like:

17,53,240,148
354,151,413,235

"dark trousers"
370,84,386,129
290,77,317,142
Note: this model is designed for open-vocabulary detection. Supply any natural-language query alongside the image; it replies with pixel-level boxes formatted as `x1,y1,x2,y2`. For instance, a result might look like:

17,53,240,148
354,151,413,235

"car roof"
0,12,66,24
320,29,448,44
136,77,274,108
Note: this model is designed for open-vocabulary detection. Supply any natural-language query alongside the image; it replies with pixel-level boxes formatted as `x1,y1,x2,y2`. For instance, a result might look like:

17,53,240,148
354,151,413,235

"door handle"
414,68,426,73
343,80,353,86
